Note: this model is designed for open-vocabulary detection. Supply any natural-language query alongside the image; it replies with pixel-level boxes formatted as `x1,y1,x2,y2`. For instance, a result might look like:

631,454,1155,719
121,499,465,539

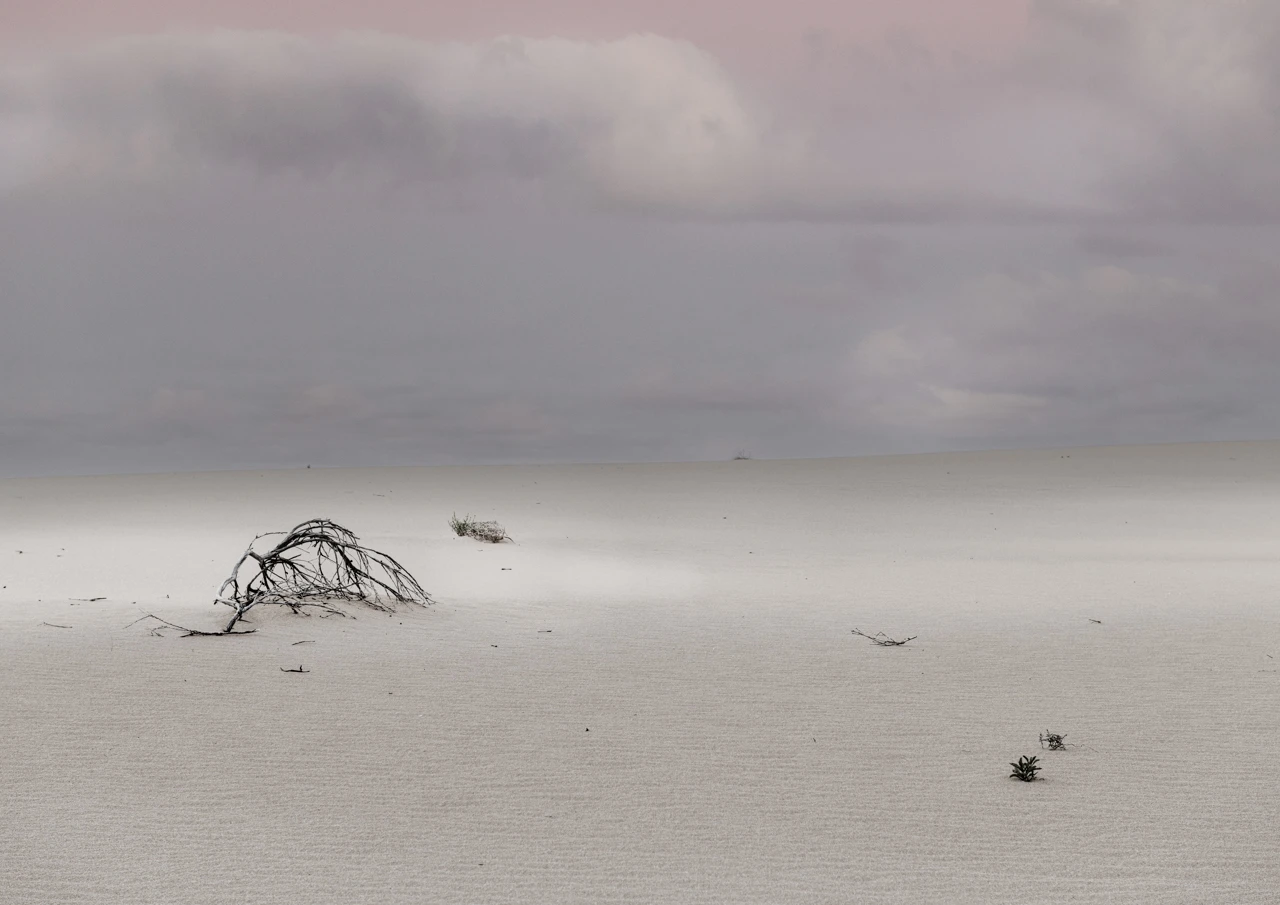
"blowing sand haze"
2,441,1279,903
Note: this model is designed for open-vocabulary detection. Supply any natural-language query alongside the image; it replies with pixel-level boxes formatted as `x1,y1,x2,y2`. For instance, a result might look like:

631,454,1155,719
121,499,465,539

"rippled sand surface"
3,442,1279,903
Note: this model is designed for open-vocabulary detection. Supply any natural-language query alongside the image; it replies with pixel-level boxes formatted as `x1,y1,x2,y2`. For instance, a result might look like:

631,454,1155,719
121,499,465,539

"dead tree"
216,518,430,632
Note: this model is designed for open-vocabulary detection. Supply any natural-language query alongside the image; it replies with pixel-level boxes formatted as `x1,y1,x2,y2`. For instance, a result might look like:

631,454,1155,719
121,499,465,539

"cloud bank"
1,31,825,216
2,3,1278,221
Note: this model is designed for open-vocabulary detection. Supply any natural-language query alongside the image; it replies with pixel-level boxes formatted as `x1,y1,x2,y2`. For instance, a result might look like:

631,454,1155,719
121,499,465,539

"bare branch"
127,613,256,637
851,628,918,647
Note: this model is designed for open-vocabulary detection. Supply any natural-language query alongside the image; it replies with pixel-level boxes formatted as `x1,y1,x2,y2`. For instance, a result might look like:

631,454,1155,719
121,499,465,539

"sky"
2,1,1279,476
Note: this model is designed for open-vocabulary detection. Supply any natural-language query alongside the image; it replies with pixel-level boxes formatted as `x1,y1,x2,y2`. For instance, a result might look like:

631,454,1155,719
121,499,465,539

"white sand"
2,441,1278,904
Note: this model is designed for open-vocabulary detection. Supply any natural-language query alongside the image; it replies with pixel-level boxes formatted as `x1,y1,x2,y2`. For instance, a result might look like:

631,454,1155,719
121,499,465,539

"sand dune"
3,441,1279,903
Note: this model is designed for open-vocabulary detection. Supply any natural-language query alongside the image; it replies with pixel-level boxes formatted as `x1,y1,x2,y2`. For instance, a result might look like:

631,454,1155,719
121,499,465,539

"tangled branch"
1039,731,1082,751
449,513,510,543
216,518,430,633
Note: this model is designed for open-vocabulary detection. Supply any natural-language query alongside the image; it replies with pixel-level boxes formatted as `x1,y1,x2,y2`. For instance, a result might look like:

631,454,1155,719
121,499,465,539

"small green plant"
449,513,510,543
1009,755,1041,782
1040,731,1068,751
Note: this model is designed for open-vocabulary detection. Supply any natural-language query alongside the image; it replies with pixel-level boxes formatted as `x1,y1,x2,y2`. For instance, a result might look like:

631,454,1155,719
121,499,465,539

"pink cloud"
2,1,1028,65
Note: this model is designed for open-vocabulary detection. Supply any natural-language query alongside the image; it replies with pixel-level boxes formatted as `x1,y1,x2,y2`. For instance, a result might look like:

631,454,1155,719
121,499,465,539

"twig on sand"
291,640,316,646
127,613,256,638
41,622,73,629
1040,730,1096,752
280,665,310,673
1087,617,1102,624
851,628,917,646
71,597,106,602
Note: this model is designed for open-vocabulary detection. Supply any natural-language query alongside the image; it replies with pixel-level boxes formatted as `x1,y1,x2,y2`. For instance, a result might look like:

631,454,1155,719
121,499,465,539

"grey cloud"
1074,231,1172,258
0,19,1238,224
2,32,824,217
842,263,1280,442
3,191,1278,477
0,183,887,476
783,2,1280,225
1025,0,1280,222
9,33,589,187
